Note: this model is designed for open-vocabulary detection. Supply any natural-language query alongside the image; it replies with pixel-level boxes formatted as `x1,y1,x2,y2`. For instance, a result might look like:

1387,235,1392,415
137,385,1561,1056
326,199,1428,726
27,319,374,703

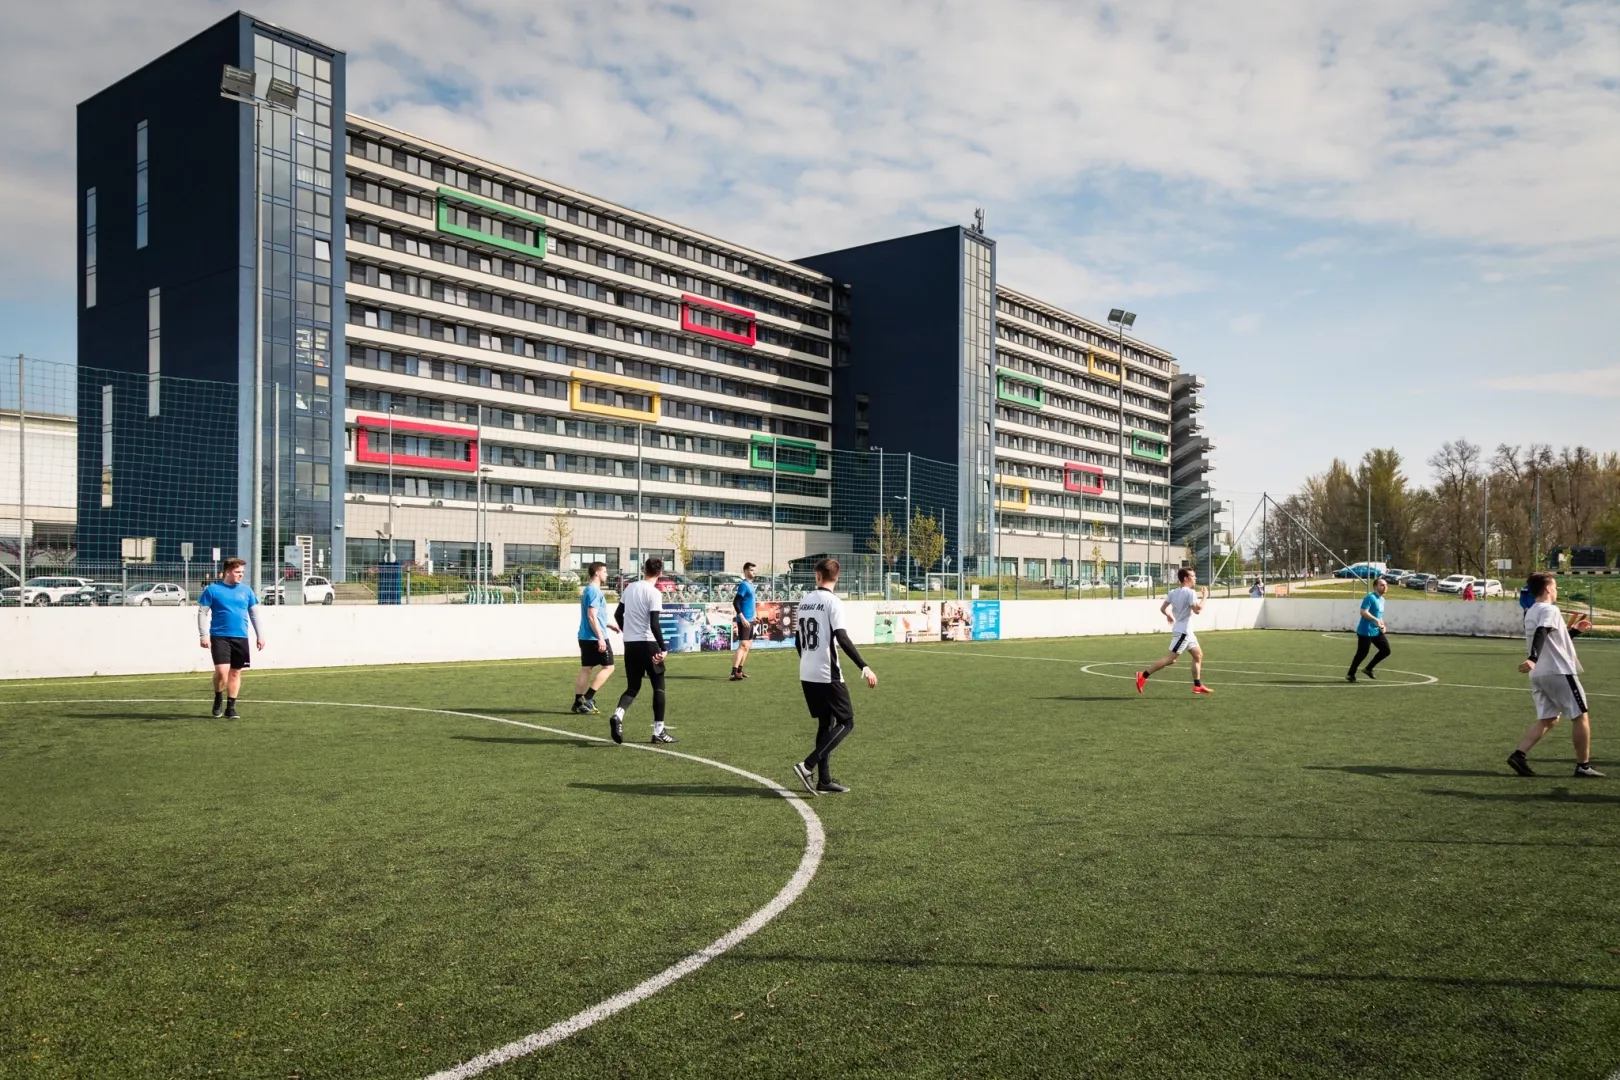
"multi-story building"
799,227,1185,584
75,11,843,584
1170,372,1219,579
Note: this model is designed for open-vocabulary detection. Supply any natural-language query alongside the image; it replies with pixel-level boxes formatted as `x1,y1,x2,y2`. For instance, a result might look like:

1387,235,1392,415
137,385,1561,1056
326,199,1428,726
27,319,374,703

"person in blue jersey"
1346,575,1391,682
730,562,758,681
572,562,618,714
197,557,265,718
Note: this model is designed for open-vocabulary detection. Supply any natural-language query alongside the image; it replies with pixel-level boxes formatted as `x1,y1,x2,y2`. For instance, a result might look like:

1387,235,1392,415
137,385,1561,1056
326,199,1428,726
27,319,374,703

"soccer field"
3,630,1618,1079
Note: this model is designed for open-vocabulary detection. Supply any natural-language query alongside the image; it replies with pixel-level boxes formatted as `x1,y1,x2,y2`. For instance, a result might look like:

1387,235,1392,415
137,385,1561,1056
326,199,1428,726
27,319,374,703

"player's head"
586,561,606,584
222,557,245,584
1373,575,1388,594
642,557,663,579
1177,567,1195,585
742,562,756,580
1527,571,1556,602
814,557,841,586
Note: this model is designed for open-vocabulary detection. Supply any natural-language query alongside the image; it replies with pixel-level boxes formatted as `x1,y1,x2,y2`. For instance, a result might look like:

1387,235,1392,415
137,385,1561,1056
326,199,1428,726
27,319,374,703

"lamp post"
221,65,299,596
1107,308,1136,599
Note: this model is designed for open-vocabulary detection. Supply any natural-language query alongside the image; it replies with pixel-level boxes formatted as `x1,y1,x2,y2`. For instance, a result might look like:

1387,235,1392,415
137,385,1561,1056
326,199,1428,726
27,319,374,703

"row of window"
347,220,833,382
477,442,829,498
996,295,1172,373
995,425,1170,481
1002,514,1171,543
345,470,831,526
346,132,830,302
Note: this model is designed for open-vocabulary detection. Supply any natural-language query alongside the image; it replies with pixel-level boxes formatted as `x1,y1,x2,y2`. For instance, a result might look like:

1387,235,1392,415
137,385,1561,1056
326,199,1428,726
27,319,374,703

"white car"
123,582,188,607
1124,575,1154,590
1476,578,1503,597
265,576,336,605
1435,574,1476,595
0,576,94,606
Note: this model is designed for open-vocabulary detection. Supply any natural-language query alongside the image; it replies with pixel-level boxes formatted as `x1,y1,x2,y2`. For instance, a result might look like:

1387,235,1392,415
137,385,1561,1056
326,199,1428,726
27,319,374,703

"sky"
2,0,1617,499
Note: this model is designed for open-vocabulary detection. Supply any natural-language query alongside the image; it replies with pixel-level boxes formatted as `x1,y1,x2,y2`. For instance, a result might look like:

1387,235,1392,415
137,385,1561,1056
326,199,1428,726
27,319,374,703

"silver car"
123,582,188,607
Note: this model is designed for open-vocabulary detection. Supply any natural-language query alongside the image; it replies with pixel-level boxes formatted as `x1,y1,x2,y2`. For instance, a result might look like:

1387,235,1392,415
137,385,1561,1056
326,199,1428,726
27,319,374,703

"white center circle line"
0,697,824,1079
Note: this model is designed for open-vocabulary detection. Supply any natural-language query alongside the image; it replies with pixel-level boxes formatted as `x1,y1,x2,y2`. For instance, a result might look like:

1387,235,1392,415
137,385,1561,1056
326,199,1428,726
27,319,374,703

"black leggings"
1348,633,1391,676
617,643,666,725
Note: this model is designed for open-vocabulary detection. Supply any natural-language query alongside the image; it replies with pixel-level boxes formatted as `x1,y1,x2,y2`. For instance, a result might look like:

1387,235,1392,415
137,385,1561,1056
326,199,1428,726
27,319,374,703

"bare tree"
1423,439,1482,573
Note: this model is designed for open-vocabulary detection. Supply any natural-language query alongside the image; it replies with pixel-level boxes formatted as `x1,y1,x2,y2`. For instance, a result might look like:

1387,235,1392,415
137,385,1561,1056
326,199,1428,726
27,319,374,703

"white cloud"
1485,366,1620,396
1229,313,1262,333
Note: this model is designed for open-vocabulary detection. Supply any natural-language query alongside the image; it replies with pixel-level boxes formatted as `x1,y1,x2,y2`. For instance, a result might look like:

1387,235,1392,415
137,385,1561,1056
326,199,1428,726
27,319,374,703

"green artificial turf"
2,630,1618,1079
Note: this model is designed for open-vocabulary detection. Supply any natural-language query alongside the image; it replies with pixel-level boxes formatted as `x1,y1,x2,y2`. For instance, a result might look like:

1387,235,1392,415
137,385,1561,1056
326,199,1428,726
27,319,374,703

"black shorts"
735,617,755,641
579,638,614,667
210,636,251,670
801,680,854,724
624,640,666,679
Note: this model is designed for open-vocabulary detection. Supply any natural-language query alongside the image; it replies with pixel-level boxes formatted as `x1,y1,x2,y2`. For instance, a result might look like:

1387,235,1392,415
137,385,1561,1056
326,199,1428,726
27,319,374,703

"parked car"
1435,574,1477,595
264,576,336,605
1382,568,1412,583
87,581,127,606
1403,573,1436,591
123,582,188,607
1333,562,1387,579
1123,575,1154,590
0,576,94,606
1476,578,1503,597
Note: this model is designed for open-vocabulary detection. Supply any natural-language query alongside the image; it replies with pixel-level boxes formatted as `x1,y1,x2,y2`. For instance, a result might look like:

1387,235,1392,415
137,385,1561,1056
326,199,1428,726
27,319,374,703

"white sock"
612,708,625,721
653,720,665,736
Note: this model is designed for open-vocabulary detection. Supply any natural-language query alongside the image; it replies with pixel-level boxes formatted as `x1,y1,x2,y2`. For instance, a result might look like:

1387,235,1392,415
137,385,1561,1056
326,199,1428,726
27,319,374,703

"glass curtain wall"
959,231,996,573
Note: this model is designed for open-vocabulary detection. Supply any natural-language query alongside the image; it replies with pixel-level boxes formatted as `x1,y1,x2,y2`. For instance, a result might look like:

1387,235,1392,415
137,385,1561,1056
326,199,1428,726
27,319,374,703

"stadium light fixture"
265,76,301,112
219,65,256,104
1108,309,1137,599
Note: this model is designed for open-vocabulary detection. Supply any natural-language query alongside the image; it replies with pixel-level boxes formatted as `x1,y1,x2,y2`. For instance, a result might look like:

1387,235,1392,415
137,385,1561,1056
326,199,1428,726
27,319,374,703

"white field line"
0,696,824,1079
0,657,580,688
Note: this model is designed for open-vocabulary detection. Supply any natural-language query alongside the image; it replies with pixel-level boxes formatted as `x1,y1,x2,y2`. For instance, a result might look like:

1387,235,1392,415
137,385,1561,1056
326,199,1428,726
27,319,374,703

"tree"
1423,439,1483,574
548,507,573,574
665,513,692,574
908,510,944,576
867,512,901,570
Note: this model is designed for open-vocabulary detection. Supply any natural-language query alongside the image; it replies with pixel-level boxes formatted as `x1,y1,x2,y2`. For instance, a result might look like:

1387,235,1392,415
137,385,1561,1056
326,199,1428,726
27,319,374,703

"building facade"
1170,372,1219,580
77,13,844,584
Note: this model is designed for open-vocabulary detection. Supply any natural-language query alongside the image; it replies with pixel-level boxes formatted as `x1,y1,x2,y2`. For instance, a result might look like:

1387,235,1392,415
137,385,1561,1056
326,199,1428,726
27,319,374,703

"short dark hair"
643,557,663,577
222,557,245,572
1374,575,1388,586
586,561,606,578
814,557,841,582
1177,567,1194,583
742,562,756,573
1527,571,1554,598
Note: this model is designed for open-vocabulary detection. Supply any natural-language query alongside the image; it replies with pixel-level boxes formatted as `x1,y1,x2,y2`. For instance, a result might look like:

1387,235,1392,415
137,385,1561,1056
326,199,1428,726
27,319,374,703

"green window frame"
750,434,819,475
1130,429,1168,461
995,367,1044,409
436,186,547,259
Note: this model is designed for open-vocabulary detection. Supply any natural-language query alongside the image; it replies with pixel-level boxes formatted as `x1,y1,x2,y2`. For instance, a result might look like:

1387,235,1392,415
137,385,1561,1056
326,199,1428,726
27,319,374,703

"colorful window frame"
681,294,757,347
994,477,1031,513
568,370,662,423
355,414,478,473
1130,430,1168,461
1086,352,1122,383
436,186,547,259
995,367,1044,409
1064,461,1106,495
750,434,820,475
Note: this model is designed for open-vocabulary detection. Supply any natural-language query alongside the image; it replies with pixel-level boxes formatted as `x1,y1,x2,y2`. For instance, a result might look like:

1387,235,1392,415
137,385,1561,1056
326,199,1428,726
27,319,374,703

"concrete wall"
0,596,1521,681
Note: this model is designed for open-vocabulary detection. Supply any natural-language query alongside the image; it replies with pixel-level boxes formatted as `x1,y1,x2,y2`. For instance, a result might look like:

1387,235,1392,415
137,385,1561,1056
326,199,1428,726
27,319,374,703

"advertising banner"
942,599,1001,641
875,601,940,643
661,602,797,653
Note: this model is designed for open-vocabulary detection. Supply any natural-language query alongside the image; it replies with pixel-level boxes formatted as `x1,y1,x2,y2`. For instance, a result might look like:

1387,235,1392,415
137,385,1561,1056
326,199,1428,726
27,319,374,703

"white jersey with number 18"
796,588,847,684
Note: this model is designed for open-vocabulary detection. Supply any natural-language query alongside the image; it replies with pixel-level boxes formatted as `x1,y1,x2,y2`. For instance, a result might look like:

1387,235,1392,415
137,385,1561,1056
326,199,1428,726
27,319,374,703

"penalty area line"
0,696,825,1079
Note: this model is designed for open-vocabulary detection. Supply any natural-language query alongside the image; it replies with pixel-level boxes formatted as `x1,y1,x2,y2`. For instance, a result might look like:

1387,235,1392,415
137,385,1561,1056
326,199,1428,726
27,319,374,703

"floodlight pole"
16,355,25,587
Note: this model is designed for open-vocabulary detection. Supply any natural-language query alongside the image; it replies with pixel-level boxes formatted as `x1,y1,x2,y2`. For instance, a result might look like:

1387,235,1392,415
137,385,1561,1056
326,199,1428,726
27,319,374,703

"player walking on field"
1346,576,1392,682
792,558,878,796
730,562,758,681
610,558,676,745
1508,572,1603,778
1136,567,1214,695
571,561,617,714
196,557,264,719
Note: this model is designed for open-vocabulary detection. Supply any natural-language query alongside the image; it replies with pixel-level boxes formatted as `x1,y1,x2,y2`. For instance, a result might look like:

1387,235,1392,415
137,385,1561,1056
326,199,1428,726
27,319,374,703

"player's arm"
196,599,212,647
614,601,627,629
1191,588,1207,614
832,628,877,687
587,605,606,642
1520,623,1553,674
248,602,266,650
648,595,667,659
733,590,744,615
1160,598,1173,624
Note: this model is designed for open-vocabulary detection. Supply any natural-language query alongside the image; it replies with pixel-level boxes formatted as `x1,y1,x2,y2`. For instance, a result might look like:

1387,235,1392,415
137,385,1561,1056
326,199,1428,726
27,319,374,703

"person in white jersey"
1136,567,1214,695
791,558,878,796
1508,572,1602,778
609,558,675,745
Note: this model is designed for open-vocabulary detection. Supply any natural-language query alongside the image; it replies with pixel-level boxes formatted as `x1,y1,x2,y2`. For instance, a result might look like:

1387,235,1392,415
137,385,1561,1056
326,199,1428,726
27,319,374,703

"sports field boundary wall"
0,597,1519,681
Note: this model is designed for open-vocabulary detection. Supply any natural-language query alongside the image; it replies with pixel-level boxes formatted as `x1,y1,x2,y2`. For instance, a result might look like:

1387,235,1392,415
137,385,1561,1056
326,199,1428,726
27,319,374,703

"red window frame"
355,414,479,473
681,293,757,347
1064,461,1105,495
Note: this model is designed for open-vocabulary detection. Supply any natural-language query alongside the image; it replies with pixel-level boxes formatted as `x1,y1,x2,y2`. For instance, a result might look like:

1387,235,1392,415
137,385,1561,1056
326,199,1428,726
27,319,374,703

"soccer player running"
572,561,617,714
730,562,758,681
1136,567,1214,695
197,557,265,718
610,558,675,745
792,558,878,796
1509,572,1603,778
1346,575,1392,682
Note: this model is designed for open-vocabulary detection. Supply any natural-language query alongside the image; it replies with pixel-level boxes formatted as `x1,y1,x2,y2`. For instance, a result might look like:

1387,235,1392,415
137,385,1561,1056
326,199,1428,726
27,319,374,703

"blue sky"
2,0,1617,499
